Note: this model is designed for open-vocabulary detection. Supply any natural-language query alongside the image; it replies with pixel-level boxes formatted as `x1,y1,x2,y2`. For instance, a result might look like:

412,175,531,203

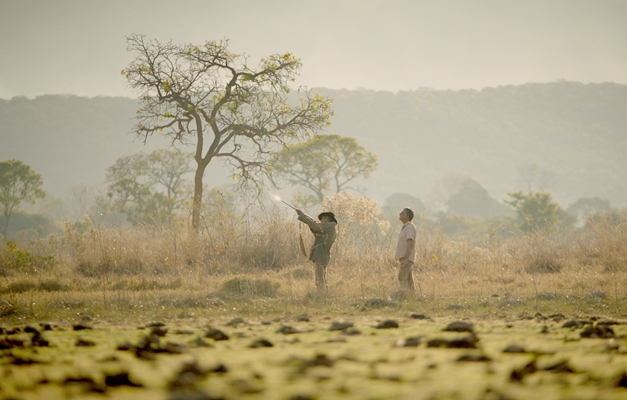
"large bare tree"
122,34,333,229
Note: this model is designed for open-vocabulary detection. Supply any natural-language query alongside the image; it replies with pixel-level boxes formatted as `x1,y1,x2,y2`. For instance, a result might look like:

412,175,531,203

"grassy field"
1,197,626,398
1,300,627,400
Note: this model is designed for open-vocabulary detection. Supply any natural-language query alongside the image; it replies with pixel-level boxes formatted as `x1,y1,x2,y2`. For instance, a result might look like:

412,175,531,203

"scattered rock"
145,321,166,328
63,376,104,393
543,360,575,373
443,321,474,333
162,342,185,354
168,360,210,389
298,354,335,372
191,337,213,347
73,324,92,331
581,325,615,338
150,326,168,337
75,338,96,347
457,354,491,362
39,323,54,331
562,320,583,329
211,363,228,374
116,341,133,351
375,320,399,329
427,334,478,349
226,317,245,327
597,320,621,326
249,338,274,348
427,334,479,349
0,338,24,349
426,338,449,348
295,315,310,322
548,313,566,322
329,321,354,331
448,334,479,349
341,327,361,336
409,313,429,319
277,325,301,334
104,372,142,387
510,359,537,382
8,355,41,365
399,336,422,347
30,329,49,347
205,329,229,341
503,344,526,353
290,395,314,400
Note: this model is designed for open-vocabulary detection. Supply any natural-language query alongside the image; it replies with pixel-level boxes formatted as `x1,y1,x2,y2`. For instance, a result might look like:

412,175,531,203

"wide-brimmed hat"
318,211,337,224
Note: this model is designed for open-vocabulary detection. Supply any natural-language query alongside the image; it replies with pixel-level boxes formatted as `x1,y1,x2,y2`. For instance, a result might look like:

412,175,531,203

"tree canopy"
0,159,46,237
122,34,333,229
505,191,571,233
270,134,377,205
105,148,193,225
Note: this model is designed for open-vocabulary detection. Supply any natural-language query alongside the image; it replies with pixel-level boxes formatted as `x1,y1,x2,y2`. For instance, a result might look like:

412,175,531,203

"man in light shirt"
395,207,417,291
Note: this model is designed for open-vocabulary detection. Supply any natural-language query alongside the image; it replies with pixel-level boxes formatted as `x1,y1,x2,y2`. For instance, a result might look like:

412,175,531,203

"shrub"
0,278,70,294
0,240,56,275
219,276,279,298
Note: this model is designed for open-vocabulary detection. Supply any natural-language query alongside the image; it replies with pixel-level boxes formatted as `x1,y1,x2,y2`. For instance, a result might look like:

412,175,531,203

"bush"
0,278,70,294
219,276,279,298
0,240,56,275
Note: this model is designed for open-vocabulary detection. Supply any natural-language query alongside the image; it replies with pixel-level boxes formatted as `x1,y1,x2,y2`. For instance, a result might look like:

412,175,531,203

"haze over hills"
1,81,626,212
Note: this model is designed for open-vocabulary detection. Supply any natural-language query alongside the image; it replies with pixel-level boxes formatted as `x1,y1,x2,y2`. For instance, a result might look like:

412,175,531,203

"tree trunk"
191,163,207,231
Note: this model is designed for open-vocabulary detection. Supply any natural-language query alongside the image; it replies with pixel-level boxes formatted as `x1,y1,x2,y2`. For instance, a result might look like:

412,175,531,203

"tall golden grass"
1,193,626,322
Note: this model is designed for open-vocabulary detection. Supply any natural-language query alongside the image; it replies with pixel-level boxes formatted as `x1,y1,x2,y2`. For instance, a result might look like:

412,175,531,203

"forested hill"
0,95,169,198
317,82,627,207
1,82,626,208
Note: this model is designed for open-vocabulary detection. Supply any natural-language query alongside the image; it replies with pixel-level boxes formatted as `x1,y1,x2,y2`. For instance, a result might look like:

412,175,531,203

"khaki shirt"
298,213,337,267
395,222,416,262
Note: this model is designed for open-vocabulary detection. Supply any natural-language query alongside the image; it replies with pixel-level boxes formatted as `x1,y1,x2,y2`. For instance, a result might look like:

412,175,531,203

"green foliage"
505,191,568,233
0,159,46,237
3,83,627,210
1,211,58,239
105,148,192,225
124,34,333,229
271,134,377,205
0,240,56,275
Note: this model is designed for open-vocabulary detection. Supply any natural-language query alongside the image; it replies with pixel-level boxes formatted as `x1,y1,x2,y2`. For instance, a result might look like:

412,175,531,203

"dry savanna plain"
1,202,627,399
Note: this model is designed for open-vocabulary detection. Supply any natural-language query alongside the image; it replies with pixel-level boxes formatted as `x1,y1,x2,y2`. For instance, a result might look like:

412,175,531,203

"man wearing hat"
295,209,337,290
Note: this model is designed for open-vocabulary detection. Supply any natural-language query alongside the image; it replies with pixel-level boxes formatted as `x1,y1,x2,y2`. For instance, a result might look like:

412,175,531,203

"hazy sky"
1,0,626,99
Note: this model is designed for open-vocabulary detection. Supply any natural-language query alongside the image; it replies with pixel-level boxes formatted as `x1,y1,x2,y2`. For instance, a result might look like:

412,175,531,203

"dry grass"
1,194,626,323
